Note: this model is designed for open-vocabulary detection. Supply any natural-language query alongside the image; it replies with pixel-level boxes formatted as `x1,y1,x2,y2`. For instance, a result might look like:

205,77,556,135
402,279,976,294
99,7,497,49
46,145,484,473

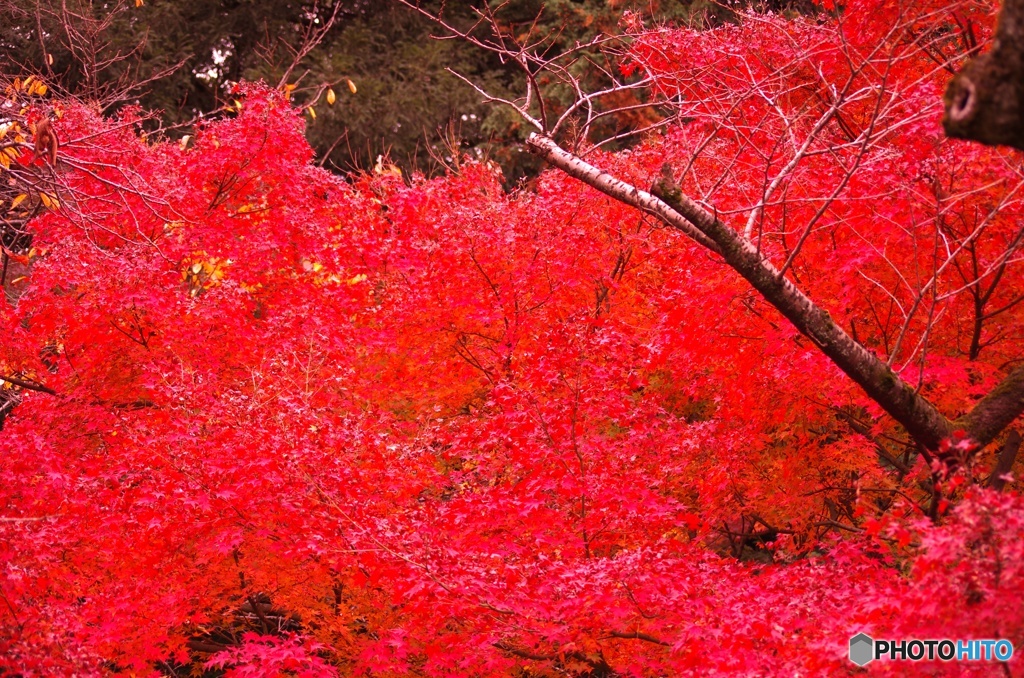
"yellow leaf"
346,274,367,285
283,83,297,96
307,106,316,120
24,78,45,96
233,99,243,111
39,193,59,209
135,0,143,6
11,194,27,209
47,53,53,66
346,79,357,94
191,263,203,274
179,135,191,150
326,88,336,106
373,156,402,179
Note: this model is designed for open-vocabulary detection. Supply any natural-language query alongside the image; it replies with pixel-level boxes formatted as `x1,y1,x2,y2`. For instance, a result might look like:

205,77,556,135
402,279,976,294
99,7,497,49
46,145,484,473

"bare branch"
0,374,57,396
527,135,720,254
527,134,957,451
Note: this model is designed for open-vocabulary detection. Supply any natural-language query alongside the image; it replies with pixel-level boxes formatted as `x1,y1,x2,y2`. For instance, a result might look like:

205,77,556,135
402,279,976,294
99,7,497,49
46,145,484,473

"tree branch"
526,136,721,254
988,430,1020,491
527,133,957,451
0,374,57,396
493,642,557,661
957,369,1024,452
605,630,670,646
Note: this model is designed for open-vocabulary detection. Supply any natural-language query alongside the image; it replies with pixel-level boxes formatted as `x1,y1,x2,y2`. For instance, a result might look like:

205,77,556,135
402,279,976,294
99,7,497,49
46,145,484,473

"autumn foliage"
2,0,1024,675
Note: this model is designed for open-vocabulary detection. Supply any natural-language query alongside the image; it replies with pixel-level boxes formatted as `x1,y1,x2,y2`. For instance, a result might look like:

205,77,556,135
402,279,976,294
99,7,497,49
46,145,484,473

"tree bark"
988,430,1021,491
0,373,56,396
943,0,1024,150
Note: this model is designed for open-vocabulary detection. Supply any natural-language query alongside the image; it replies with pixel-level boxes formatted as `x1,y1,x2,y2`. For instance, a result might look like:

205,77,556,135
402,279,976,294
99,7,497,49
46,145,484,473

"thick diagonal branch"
527,133,957,450
523,139,721,255
956,367,1024,448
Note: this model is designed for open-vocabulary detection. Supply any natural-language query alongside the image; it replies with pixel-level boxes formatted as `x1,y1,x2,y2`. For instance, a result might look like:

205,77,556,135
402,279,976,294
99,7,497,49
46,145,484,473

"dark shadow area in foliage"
1,0,815,183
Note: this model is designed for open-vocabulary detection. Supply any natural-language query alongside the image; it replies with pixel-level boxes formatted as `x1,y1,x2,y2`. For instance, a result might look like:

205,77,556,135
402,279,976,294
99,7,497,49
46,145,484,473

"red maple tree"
2,0,1023,675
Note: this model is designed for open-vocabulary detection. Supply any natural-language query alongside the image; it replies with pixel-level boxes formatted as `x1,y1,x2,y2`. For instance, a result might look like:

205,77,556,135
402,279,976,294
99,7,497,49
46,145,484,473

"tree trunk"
943,0,1024,150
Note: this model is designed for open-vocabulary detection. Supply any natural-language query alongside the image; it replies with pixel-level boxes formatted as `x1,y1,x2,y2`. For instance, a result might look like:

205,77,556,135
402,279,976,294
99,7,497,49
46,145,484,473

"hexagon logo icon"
849,633,874,666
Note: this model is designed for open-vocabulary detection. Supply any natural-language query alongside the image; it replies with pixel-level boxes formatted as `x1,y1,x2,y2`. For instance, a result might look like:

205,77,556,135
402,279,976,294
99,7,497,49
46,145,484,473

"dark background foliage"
0,0,795,179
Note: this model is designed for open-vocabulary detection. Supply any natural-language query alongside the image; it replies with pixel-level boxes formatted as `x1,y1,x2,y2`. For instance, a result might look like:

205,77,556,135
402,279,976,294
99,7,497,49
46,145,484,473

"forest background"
1,0,753,182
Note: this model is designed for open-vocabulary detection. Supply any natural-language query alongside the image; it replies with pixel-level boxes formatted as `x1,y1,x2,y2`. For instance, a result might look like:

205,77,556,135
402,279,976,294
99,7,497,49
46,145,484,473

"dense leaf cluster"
1,0,1023,675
